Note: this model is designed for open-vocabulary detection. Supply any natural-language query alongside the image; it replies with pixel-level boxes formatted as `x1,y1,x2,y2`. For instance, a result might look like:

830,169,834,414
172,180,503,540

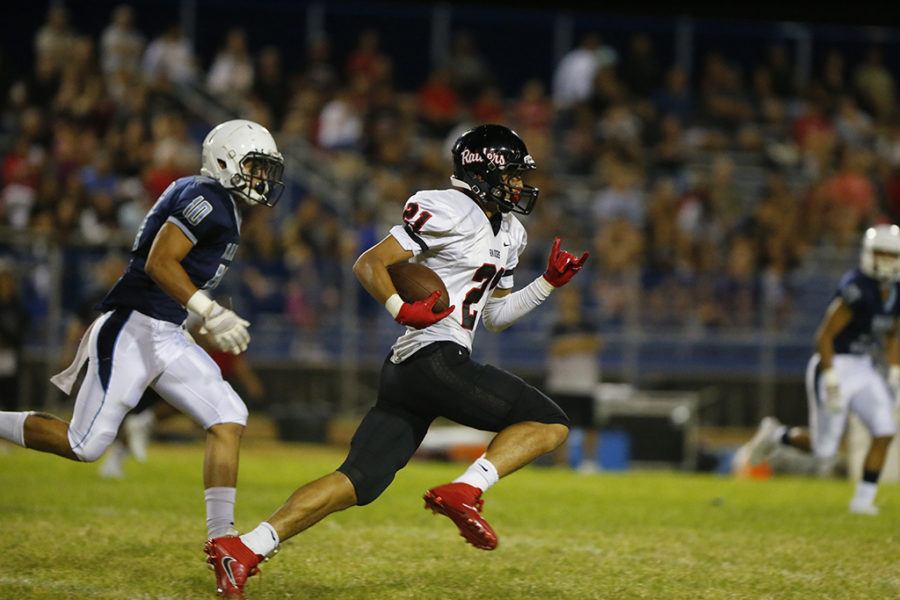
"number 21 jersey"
388,187,527,363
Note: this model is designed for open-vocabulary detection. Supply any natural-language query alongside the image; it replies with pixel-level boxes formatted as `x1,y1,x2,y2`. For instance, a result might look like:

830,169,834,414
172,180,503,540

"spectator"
100,5,145,80
142,23,197,88
820,146,878,233
317,85,365,151
0,259,27,411
444,31,492,102
470,85,506,123
207,28,254,103
546,285,602,472
593,160,645,227
512,79,553,132
853,46,896,121
765,44,795,99
34,3,76,76
833,95,874,147
553,33,617,110
653,66,693,123
820,50,847,99
302,34,338,93
252,46,289,129
417,67,460,138
619,33,662,98
345,29,388,85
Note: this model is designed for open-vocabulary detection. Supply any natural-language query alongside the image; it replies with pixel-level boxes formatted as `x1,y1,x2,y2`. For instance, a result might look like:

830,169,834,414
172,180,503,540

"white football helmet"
200,119,285,207
860,224,900,281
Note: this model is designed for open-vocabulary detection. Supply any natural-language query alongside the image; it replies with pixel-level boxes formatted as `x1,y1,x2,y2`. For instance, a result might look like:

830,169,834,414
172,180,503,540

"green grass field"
1,440,898,600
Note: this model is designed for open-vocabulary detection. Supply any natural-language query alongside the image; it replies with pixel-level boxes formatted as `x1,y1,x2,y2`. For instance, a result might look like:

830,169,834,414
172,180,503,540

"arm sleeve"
498,222,527,290
481,275,555,332
388,193,459,256
166,185,230,245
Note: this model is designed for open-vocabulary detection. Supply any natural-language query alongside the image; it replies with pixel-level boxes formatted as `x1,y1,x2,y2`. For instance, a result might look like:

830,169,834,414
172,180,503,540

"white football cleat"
849,501,879,516
98,441,127,479
124,410,155,463
747,417,782,466
576,460,599,474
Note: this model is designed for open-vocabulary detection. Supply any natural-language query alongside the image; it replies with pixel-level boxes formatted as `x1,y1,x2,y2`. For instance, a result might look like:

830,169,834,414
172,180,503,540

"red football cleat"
204,535,262,599
423,482,498,550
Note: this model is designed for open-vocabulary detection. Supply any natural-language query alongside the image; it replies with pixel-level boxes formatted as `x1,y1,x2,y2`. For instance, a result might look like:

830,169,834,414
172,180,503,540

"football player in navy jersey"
746,225,900,515
0,119,284,540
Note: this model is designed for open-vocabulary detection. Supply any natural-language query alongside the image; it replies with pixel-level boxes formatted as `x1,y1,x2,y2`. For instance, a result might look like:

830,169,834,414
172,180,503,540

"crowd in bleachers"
2,3,900,338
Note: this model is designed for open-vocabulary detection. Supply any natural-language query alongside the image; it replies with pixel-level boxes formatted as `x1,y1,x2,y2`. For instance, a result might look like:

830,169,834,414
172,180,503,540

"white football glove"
822,368,843,415
186,291,250,355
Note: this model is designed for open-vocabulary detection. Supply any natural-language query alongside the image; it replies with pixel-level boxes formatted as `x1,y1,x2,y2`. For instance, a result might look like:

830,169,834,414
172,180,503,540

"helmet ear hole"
217,159,227,169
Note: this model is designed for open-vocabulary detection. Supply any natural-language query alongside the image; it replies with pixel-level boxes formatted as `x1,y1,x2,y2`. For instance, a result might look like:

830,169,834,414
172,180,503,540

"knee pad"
337,407,429,506
69,428,116,463
337,462,395,506
206,383,249,428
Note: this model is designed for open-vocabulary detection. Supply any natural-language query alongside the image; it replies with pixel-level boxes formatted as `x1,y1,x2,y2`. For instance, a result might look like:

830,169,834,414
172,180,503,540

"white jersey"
388,187,528,362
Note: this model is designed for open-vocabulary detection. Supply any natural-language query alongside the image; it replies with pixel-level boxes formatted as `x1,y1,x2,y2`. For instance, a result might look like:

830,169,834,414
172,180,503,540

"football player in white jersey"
205,124,588,598
744,225,900,515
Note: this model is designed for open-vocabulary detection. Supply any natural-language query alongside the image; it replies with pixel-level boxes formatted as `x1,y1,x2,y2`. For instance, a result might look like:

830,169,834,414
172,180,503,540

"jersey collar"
449,183,503,236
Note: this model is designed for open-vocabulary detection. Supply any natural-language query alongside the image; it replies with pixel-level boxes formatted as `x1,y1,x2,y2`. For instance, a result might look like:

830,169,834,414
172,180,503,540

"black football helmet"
451,124,539,215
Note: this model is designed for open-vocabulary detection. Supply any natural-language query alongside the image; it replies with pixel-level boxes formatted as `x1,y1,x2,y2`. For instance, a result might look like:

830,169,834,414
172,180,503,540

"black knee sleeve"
337,406,431,506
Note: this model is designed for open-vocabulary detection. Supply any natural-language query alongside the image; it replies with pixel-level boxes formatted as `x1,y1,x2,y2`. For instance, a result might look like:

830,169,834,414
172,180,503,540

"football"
387,262,450,312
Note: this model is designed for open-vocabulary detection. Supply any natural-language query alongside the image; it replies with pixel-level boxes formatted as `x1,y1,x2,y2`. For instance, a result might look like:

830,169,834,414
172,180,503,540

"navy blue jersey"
98,176,241,324
832,268,900,355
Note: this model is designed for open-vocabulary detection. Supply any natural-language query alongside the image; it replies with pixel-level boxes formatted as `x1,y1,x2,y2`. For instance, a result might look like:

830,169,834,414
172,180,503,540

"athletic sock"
452,455,499,493
0,411,33,448
240,522,279,557
851,480,878,507
775,425,789,445
205,487,237,538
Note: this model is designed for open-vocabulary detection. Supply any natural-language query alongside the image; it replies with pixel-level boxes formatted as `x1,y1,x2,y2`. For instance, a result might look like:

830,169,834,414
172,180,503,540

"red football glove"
542,237,589,288
396,290,455,330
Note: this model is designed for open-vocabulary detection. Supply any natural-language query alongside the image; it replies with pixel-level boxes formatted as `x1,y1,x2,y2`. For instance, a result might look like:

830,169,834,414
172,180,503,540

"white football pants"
63,308,247,462
805,353,897,459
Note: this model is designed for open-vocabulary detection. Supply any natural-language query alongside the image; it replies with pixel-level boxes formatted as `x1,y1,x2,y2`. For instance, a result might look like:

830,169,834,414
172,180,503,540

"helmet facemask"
862,249,900,282
484,161,539,215
860,225,900,282
227,152,285,207
456,156,539,215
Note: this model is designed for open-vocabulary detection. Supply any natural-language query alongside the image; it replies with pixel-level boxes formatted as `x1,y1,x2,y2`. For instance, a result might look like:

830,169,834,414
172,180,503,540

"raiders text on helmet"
450,124,539,215
200,119,285,207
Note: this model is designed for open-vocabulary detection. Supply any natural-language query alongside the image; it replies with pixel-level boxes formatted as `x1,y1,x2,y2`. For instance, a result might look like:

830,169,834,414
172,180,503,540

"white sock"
773,425,788,444
205,487,237,538
852,481,878,506
0,411,33,448
240,522,279,557
452,455,499,492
